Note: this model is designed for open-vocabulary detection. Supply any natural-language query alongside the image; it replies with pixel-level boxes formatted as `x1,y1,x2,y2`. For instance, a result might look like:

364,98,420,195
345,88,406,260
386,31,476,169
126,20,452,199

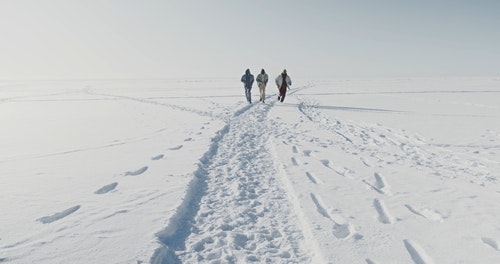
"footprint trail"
151,102,311,263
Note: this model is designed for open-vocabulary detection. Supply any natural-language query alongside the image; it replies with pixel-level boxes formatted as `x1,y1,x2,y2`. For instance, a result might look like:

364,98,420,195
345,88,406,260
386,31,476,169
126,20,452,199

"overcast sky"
1,0,499,80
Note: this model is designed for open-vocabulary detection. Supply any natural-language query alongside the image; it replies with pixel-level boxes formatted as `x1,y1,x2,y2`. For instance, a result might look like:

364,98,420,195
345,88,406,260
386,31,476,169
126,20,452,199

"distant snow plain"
1,77,499,263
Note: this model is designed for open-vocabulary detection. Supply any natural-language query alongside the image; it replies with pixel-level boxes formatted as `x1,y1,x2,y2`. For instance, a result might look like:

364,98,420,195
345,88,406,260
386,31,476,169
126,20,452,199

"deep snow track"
151,101,311,263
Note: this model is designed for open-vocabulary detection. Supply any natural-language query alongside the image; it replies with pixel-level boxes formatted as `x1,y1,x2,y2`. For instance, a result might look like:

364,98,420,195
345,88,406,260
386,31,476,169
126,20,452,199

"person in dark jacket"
241,69,254,104
275,69,292,102
256,69,269,103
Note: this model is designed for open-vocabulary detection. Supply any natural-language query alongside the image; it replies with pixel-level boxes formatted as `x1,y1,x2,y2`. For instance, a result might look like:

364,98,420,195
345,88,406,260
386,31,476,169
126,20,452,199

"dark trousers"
245,88,252,103
279,87,287,102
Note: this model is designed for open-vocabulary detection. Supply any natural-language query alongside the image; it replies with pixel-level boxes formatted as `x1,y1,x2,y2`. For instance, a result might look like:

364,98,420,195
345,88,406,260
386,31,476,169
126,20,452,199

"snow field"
1,78,500,263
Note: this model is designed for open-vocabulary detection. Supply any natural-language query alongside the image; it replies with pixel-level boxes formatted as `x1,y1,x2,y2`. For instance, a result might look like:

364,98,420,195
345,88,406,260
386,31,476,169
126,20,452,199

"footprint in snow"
362,172,390,195
184,138,193,142
37,205,81,224
374,198,394,224
95,182,118,194
168,145,183,150
303,150,312,157
151,154,164,160
310,193,332,219
403,239,435,264
332,222,355,240
374,172,386,189
305,172,319,184
320,159,331,168
231,233,250,250
125,166,148,176
481,237,500,251
310,193,357,239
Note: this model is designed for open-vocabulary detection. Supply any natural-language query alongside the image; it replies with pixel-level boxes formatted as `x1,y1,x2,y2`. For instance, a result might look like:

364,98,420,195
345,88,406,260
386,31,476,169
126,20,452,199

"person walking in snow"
256,69,269,103
241,69,254,104
275,69,292,102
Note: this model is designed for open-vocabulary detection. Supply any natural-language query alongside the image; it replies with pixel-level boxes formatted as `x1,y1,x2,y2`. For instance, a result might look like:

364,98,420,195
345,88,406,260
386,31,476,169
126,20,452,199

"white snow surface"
1,78,500,263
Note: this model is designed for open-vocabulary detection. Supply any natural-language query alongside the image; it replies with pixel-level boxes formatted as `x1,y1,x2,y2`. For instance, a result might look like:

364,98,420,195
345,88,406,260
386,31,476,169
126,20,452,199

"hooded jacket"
256,70,269,86
241,69,254,89
275,73,292,89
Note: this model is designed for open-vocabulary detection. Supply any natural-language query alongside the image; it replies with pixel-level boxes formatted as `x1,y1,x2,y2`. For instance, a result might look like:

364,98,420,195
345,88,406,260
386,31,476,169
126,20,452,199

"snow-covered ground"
1,77,499,263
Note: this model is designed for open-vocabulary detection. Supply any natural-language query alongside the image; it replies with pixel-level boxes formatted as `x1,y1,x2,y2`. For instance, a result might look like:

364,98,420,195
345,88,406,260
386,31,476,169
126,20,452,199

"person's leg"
259,85,264,102
245,88,252,103
262,86,266,102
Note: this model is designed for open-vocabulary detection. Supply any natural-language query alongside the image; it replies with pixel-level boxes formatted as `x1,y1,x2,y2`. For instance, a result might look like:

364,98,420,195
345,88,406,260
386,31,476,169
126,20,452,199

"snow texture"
1,78,500,263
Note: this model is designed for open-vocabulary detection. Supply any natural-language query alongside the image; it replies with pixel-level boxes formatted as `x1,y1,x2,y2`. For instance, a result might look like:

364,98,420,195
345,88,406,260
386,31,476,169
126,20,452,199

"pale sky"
1,0,499,80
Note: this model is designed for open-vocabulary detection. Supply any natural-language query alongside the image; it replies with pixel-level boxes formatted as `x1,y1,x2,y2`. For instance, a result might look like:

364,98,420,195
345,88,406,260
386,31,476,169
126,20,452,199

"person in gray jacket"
275,69,292,102
256,69,269,103
241,69,254,104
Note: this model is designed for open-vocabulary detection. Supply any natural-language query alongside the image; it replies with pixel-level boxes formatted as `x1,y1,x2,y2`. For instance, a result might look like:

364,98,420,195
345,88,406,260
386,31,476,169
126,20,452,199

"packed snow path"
151,100,314,263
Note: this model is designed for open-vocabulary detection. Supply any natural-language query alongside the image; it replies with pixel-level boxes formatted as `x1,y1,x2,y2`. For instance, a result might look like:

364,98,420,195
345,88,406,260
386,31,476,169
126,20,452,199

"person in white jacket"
256,69,269,103
275,69,292,102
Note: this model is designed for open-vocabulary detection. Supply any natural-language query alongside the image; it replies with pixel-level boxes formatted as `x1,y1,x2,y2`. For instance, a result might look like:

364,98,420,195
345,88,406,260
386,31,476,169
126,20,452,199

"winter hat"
283,69,287,74
245,69,250,74
261,69,265,74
